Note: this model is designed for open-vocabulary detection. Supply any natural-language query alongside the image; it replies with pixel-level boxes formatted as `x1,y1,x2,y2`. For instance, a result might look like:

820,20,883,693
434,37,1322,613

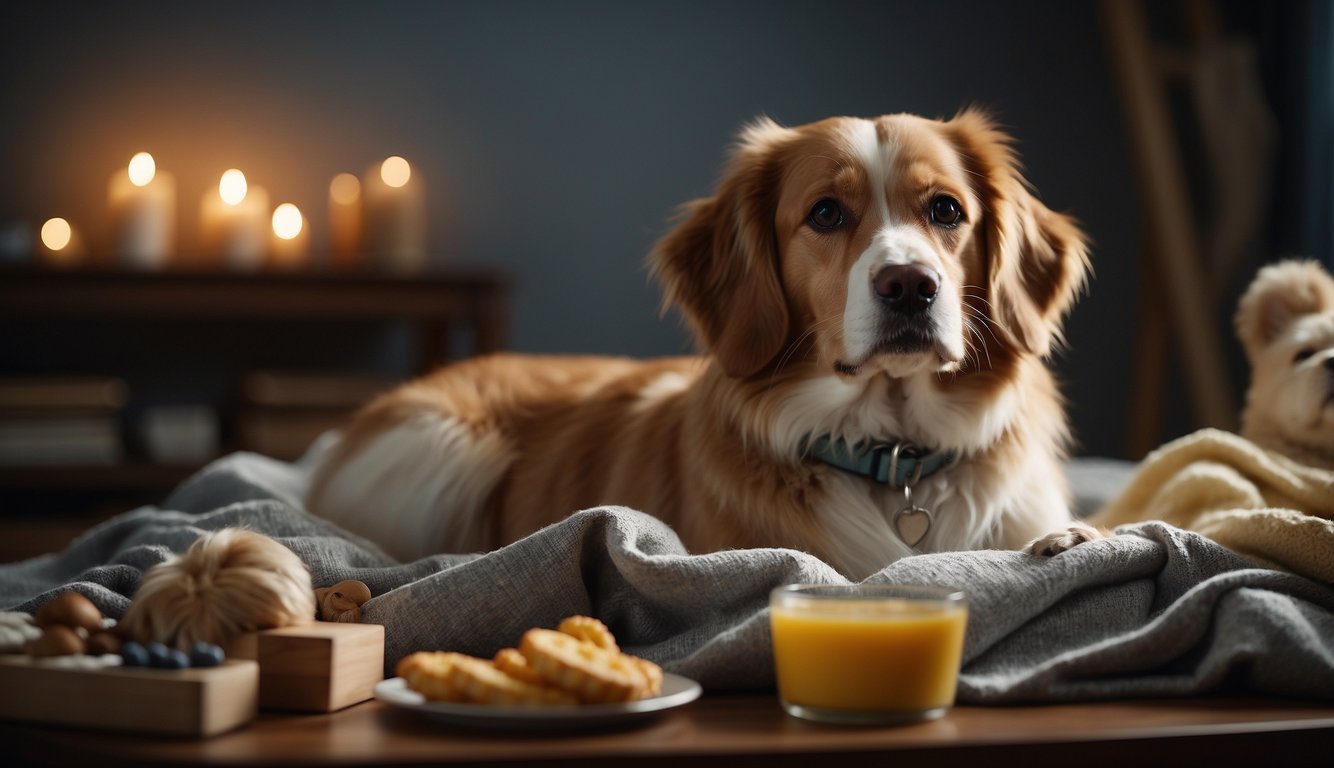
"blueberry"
188,643,225,667
146,641,171,668
163,649,191,669
120,642,149,667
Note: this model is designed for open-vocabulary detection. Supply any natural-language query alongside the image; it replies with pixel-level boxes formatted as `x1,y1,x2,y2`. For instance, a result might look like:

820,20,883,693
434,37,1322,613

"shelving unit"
0,264,512,560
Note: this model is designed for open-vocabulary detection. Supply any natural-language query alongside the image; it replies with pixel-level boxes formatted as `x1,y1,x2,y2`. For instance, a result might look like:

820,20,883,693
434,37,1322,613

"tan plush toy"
313,579,372,623
1235,259,1334,470
118,528,316,650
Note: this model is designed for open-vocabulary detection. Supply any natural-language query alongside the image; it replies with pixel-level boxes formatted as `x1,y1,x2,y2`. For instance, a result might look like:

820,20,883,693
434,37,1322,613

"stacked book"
0,377,126,466
235,371,393,460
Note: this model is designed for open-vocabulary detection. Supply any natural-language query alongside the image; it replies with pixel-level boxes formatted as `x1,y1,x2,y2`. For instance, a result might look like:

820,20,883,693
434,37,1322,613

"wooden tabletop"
7,693,1332,767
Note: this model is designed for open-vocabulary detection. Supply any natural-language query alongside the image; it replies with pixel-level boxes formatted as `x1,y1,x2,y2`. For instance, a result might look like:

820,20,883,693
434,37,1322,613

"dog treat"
314,579,372,623
557,615,618,651
445,653,579,706
34,592,103,633
631,655,664,697
492,647,548,686
398,650,576,706
399,616,663,707
520,628,652,703
397,651,468,703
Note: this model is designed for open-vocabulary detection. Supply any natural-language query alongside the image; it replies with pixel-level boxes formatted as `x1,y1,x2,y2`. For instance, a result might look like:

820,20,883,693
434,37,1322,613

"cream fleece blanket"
1093,428,1334,583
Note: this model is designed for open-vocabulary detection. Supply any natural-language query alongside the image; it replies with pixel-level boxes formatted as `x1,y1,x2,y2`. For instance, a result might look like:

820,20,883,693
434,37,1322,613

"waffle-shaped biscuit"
557,615,619,651
396,651,468,702
632,655,664,697
520,628,651,704
493,647,547,686
447,652,578,706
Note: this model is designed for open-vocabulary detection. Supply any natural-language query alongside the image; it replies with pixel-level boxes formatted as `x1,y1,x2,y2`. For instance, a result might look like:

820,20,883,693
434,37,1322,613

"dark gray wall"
0,1,1161,458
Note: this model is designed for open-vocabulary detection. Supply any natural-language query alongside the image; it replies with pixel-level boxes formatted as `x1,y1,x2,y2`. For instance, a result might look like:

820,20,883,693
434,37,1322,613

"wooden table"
7,694,1332,767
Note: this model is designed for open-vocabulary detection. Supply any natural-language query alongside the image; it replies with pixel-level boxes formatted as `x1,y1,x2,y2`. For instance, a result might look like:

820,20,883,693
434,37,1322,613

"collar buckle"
868,442,927,488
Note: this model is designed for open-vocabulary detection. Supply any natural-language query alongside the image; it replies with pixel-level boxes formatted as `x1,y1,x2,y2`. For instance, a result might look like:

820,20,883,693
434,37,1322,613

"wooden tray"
0,654,258,736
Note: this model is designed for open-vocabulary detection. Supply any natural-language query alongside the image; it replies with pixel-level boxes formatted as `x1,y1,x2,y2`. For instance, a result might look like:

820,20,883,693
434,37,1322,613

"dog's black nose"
874,264,940,315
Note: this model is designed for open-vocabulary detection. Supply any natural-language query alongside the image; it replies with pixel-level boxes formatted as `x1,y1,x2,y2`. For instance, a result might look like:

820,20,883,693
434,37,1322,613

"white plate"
374,672,702,729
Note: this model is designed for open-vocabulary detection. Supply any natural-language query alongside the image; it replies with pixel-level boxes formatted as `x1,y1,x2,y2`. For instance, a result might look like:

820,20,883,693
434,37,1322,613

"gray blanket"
3,451,1333,703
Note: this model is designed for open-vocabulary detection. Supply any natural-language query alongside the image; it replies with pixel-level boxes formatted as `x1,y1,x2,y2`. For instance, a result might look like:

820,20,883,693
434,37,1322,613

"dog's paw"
1024,522,1107,557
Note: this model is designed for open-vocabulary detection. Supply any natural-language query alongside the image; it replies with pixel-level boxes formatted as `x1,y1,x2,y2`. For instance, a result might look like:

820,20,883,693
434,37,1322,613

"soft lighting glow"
41,218,72,251
127,152,156,187
330,173,361,205
272,203,303,240
219,169,248,206
380,156,411,188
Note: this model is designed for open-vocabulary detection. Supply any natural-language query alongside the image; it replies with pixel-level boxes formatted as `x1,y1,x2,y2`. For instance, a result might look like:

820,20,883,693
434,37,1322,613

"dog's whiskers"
770,316,838,383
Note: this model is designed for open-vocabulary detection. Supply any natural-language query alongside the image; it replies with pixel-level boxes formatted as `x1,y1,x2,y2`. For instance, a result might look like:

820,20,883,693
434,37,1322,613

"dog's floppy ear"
948,109,1091,357
1235,259,1334,362
650,118,793,378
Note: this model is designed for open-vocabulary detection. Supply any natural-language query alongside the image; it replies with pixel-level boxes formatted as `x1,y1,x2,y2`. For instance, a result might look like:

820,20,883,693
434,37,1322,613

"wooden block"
233,622,384,712
0,655,257,737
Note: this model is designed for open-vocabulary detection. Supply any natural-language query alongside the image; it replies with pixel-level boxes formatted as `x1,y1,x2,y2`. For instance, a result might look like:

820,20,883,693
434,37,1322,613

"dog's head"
650,109,1089,383
1236,259,1334,462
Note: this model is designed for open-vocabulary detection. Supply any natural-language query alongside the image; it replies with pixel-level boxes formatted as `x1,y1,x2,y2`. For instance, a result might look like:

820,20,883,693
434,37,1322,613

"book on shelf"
241,370,393,410
234,370,396,460
234,408,349,461
0,431,122,466
0,376,127,412
0,376,126,466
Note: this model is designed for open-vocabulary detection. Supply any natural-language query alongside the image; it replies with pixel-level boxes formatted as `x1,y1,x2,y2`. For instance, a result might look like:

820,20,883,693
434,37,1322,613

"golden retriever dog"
308,109,1101,578
1236,259,1334,470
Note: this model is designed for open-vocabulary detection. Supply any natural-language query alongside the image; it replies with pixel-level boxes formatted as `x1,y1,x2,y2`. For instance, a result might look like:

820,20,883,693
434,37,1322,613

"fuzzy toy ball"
117,528,316,650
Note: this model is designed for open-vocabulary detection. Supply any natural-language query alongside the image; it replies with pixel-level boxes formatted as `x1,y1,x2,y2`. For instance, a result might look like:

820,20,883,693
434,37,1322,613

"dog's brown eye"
930,195,963,227
807,199,844,231
1294,348,1316,363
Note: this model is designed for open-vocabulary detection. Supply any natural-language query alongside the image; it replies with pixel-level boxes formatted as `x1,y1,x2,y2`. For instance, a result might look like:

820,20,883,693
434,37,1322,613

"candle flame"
219,169,248,206
128,152,156,187
272,203,303,240
380,156,411,188
41,218,72,251
330,173,361,205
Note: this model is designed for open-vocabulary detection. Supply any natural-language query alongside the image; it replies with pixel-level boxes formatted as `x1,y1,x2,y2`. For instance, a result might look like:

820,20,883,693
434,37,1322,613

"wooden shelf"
0,264,512,366
0,460,204,492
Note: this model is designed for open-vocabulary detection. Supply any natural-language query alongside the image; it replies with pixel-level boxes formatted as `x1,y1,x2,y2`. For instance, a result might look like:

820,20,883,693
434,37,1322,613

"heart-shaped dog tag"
893,505,933,549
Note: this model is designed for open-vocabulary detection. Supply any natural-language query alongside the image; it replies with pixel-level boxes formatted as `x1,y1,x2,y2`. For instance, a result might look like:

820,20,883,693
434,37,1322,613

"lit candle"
362,155,426,273
269,202,309,270
37,217,84,268
328,172,362,270
199,169,269,270
107,151,175,269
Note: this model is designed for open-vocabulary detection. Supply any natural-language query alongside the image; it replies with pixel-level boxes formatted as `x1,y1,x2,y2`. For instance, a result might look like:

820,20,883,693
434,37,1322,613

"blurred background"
0,0,1329,556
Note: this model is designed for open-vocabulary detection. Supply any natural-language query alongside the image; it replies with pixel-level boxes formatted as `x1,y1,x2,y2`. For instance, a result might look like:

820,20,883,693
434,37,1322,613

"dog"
308,109,1100,578
1235,259,1334,470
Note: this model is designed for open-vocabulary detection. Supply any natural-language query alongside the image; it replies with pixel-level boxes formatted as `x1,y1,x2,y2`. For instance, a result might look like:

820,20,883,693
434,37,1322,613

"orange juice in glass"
770,584,968,724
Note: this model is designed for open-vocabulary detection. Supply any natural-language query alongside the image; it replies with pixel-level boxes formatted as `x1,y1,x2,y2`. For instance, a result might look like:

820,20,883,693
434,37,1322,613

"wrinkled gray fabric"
3,452,1332,702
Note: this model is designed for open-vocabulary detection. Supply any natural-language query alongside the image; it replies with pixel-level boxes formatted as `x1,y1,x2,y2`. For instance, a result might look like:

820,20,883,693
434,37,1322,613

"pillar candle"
268,203,309,270
107,152,175,270
328,172,362,271
37,217,85,268
362,156,426,273
199,169,269,270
